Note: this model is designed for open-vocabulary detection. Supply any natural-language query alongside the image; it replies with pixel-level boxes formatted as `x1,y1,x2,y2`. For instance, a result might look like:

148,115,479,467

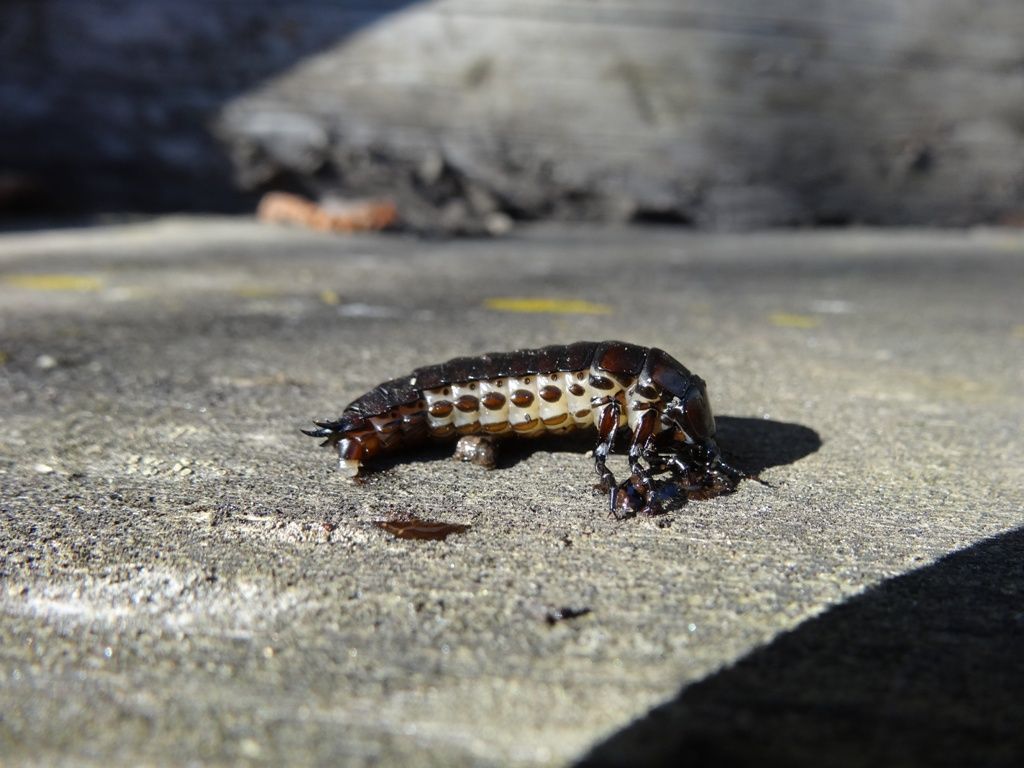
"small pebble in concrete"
544,606,593,625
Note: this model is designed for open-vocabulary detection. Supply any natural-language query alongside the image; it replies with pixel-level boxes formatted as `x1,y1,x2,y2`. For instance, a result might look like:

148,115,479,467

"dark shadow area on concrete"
0,0,424,214
577,527,1024,768
713,416,821,478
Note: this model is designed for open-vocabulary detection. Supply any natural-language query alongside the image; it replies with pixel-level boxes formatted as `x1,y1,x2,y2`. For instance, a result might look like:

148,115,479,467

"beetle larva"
303,341,747,517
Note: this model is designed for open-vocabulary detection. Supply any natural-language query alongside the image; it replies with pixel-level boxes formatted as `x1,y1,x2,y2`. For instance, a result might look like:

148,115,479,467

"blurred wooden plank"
2,0,1023,226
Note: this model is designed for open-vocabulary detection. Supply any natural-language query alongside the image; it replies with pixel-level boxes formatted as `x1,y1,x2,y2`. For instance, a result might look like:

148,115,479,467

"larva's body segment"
305,341,742,517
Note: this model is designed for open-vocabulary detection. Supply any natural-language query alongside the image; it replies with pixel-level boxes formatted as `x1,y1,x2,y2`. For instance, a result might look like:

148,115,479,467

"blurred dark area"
0,1,422,218
579,526,1024,768
2,0,1024,233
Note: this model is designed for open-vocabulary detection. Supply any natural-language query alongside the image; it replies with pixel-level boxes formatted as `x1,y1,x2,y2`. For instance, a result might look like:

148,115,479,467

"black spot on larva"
430,423,455,437
482,392,506,410
634,383,659,400
429,401,454,417
510,389,535,408
455,395,479,412
539,385,562,403
568,383,586,397
589,374,615,390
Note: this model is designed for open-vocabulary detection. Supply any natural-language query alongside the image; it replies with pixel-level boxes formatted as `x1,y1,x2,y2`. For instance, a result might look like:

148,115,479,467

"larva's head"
648,350,717,445
661,377,716,445
681,378,716,442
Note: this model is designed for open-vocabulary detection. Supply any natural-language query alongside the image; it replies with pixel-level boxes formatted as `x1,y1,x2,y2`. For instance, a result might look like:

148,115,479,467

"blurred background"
3,0,1024,235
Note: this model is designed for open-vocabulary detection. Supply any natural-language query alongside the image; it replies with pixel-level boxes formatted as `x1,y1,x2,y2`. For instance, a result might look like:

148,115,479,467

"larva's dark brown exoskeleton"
304,341,746,517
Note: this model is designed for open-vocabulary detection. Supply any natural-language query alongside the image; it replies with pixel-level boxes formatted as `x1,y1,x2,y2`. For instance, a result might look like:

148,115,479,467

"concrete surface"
1,218,1022,766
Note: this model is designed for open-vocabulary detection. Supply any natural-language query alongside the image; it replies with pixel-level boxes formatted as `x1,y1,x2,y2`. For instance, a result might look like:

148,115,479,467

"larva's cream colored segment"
423,386,455,433
566,369,593,427
450,382,480,431
536,371,573,433
478,377,511,435
507,374,544,436
626,383,660,432
588,365,631,429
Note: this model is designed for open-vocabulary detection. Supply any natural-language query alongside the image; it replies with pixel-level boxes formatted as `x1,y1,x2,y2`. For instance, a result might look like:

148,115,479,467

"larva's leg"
592,396,621,504
642,449,670,475
626,410,662,515
611,479,645,520
641,446,709,509
452,434,498,469
660,444,749,497
664,454,707,491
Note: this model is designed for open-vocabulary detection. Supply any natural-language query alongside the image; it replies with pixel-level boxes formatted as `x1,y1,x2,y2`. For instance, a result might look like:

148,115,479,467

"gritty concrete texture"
1,218,1022,767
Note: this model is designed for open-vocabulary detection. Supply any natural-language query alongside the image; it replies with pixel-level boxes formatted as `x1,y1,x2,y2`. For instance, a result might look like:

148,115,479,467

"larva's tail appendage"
302,422,341,448
302,421,365,479
303,415,366,444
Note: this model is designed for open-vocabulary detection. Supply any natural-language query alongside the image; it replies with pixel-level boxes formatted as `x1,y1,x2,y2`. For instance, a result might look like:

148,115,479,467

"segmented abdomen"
422,366,600,438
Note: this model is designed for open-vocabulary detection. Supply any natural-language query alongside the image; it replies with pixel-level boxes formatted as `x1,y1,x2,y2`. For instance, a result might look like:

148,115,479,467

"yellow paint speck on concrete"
3,274,103,292
234,285,279,299
1013,325,1024,339
483,297,613,315
770,312,820,329
319,289,341,305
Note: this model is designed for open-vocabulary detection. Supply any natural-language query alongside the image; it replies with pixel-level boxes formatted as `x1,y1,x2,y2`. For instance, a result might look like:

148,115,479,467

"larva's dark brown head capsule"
645,349,714,443
681,378,716,442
